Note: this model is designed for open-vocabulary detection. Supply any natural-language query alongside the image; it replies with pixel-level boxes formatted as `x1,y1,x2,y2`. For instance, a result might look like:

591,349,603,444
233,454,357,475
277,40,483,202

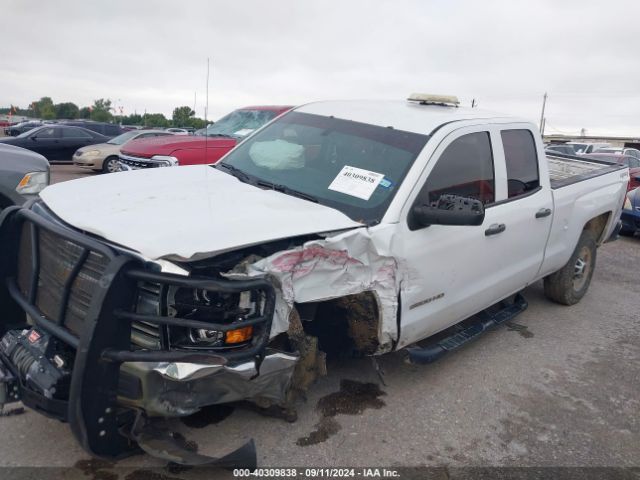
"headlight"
166,287,258,349
623,196,632,211
82,150,100,156
16,171,49,195
150,155,179,167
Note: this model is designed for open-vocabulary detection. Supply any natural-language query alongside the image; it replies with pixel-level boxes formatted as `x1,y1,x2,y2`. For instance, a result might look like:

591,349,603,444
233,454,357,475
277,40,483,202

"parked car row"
3,119,125,138
546,141,640,159
73,129,174,173
0,125,110,161
118,105,291,170
0,107,292,172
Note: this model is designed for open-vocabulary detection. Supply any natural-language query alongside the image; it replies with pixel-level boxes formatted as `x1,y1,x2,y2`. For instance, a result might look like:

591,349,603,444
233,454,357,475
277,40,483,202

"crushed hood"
39,166,362,261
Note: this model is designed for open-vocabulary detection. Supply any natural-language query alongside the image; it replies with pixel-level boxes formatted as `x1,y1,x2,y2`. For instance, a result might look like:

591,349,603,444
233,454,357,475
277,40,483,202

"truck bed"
547,153,626,189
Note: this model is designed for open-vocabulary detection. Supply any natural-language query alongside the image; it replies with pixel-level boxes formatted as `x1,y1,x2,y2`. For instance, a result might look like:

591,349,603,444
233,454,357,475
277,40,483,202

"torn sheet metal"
228,225,404,353
120,351,299,417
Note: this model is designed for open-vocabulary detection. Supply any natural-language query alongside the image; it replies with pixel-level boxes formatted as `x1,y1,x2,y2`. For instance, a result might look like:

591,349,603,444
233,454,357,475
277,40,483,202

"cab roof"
296,100,527,136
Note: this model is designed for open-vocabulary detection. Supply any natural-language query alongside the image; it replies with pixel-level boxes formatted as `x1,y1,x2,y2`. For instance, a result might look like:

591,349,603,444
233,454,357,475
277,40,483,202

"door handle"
485,223,506,236
535,208,552,218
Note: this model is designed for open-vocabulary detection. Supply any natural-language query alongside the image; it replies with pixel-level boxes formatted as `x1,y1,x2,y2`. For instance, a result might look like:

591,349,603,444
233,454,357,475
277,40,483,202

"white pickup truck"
0,95,628,466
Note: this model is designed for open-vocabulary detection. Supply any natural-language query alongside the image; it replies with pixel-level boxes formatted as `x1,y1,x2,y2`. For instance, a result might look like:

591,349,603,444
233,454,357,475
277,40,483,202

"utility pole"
539,92,547,133
205,58,210,123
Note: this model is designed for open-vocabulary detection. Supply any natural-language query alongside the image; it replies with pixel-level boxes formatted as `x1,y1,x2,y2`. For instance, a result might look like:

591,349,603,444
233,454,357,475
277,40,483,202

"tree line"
1,97,211,128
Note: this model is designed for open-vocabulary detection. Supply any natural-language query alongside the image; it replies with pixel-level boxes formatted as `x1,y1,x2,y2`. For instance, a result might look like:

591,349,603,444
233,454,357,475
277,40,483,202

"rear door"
60,127,97,159
489,127,553,285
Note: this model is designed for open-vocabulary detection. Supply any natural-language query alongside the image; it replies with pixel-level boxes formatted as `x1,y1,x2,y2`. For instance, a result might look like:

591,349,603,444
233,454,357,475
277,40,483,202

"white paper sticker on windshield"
328,165,385,200
234,128,255,137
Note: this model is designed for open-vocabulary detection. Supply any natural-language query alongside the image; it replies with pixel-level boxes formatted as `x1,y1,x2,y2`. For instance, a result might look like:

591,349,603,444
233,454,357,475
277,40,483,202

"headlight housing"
150,155,179,167
131,281,261,350
82,150,100,157
16,171,49,195
166,287,258,349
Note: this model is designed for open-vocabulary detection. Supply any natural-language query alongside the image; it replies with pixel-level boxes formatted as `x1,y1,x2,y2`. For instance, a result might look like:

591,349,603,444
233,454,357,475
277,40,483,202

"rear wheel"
102,156,120,174
544,230,597,305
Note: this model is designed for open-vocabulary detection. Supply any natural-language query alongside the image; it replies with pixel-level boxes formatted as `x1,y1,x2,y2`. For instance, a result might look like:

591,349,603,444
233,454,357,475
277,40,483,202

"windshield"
107,130,140,145
218,111,429,224
204,109,279,138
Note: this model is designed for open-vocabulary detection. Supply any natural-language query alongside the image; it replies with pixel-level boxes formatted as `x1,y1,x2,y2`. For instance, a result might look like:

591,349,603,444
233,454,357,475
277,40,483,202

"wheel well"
583,212,611,244
294,291,381,358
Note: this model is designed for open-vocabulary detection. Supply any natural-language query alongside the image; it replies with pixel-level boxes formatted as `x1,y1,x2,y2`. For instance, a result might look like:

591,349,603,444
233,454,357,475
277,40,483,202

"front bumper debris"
0,204,280,464
131,414,258,468
121,351,298,417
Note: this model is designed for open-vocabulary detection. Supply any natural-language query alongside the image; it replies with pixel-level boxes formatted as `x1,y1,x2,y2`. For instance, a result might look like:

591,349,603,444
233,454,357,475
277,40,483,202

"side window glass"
34,128,57,139
501,129,540,198
415,131,495,207
62,127,92,138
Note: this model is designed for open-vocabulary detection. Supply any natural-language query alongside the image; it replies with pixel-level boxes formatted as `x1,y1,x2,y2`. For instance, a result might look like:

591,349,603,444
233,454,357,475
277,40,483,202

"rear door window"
501,129,540,198
105,125,120,136
62,127,93,138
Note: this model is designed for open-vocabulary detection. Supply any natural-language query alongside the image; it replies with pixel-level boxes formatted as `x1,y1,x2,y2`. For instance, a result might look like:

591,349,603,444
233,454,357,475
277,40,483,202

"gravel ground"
0,165,638,478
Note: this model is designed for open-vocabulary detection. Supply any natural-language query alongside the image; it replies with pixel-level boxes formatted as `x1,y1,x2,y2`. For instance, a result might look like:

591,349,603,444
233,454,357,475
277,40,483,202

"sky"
1,0,639,136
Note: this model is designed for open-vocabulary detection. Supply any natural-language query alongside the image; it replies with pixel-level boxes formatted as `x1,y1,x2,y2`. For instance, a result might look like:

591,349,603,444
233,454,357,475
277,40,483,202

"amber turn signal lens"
225,326,253,344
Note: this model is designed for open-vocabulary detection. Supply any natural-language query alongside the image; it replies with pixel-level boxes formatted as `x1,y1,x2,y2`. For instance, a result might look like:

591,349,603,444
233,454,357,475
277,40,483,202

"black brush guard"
0,205,275,459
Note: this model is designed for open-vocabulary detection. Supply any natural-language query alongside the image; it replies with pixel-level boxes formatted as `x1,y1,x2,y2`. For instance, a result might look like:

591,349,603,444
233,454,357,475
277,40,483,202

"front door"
28,127,61,160
60,127,96,160
396,125,551,348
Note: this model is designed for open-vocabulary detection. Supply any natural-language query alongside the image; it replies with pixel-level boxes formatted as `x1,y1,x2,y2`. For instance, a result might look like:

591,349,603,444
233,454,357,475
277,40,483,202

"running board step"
406,293,528,364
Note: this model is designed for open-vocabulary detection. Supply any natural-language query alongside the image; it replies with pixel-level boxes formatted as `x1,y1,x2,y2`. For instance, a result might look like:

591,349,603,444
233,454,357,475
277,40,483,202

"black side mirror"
409,194,485,230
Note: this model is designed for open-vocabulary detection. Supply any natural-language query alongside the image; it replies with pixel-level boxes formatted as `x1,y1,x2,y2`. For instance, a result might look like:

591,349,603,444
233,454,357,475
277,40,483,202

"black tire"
102,156,120,174
544,230,597,305
619,226,634,237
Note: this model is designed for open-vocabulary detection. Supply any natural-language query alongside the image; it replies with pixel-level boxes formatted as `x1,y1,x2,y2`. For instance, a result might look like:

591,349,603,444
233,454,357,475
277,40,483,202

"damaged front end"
0,202,401,467
0,204,285,466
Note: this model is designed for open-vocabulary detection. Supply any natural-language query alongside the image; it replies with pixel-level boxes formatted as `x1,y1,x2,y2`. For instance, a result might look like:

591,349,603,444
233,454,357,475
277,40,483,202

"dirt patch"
336,293,380,355
318,379,386,417
287,309,327,398
74,458,117,480
124,470,184,480
296,417,341,446
506,321,534,339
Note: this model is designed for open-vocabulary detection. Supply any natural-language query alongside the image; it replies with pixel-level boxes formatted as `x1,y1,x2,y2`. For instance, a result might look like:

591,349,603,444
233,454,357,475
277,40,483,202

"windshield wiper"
214,163,253,183
256,180,319,203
